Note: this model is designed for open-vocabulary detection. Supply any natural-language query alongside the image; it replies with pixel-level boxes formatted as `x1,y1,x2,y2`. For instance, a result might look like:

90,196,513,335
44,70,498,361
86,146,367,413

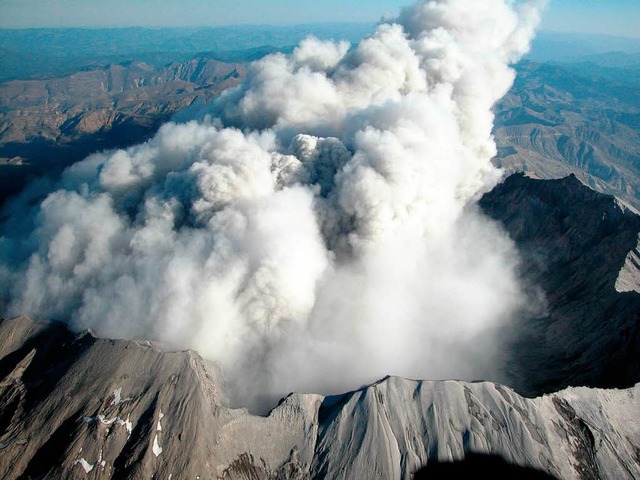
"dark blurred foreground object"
414,453,559,479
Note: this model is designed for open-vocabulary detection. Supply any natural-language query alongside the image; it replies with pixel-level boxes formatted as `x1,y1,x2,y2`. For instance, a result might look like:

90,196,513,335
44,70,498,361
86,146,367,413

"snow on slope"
616,236,640,294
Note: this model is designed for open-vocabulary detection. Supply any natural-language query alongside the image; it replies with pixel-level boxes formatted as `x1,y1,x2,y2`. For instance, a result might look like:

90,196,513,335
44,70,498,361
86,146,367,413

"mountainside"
0,315,638,480
1,174,640,479
481,173,640,396
0,58,242,144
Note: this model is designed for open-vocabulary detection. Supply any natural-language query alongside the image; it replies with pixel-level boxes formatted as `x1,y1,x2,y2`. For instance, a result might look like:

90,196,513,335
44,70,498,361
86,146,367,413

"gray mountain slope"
0,315,638,479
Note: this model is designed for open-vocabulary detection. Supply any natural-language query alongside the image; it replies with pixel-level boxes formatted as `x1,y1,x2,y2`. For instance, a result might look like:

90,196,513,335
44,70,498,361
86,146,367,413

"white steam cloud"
0,0,545,410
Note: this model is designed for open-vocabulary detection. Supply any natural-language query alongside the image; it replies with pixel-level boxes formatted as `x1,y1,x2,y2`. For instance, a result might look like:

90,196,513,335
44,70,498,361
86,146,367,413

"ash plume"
0,0,546,411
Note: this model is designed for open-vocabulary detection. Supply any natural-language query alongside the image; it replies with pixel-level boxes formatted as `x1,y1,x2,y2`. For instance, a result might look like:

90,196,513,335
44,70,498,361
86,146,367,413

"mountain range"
493,60,640,211
2,39,639,212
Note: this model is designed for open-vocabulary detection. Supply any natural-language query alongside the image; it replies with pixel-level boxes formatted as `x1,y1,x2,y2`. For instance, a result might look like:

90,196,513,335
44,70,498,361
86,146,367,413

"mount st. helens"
0,0,546,409
0,0,639,477
1,172,640,479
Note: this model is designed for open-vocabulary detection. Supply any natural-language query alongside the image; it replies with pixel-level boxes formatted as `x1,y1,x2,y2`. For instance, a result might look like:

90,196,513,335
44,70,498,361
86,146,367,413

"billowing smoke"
0,0,545,411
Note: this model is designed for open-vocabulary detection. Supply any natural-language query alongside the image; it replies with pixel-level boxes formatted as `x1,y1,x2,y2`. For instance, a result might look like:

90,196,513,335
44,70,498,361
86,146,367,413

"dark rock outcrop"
480,173,640,396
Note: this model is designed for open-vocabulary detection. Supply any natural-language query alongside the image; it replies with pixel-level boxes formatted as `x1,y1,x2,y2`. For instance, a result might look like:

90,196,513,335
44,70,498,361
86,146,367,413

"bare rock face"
616,237,640,294
0,315,322,479
0,315,638,479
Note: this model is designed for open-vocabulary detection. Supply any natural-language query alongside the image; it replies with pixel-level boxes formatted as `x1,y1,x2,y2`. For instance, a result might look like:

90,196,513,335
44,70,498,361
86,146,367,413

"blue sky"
542,0,640,38
1,0,639,39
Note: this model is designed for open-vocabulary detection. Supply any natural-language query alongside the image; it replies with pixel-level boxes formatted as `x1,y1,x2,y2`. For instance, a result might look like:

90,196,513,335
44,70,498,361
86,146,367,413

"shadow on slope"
480,173,640,396
0,118,165,210
414,453,559,479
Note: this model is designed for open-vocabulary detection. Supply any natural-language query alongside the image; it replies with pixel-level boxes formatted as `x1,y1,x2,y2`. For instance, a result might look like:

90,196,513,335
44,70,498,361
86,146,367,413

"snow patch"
153,434,163,457
615,236,640,294
111,387,122,405
157,411,164,431
75,458,94,473
98,448,106,470
96,414,116,426
110,387,132,406
123,414,133,436
83,413,133,438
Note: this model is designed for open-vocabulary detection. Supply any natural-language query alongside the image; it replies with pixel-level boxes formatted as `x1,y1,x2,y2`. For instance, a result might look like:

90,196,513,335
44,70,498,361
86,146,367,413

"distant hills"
0,24,373,81
527,31,640,63
493,60,640,210
0,58,245,206
1,26,639,81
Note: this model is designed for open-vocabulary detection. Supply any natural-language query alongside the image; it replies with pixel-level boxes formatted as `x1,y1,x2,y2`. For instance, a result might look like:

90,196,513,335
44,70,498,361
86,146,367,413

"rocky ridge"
0,315,638,480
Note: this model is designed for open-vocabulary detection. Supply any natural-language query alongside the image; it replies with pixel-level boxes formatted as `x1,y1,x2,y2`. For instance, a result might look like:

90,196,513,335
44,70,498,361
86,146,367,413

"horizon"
0,24,637,39
1,0,639,39
1,25,640,49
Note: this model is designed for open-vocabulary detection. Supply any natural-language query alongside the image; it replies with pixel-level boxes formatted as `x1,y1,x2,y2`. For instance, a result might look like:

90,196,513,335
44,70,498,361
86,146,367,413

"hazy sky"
0,0,639,38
